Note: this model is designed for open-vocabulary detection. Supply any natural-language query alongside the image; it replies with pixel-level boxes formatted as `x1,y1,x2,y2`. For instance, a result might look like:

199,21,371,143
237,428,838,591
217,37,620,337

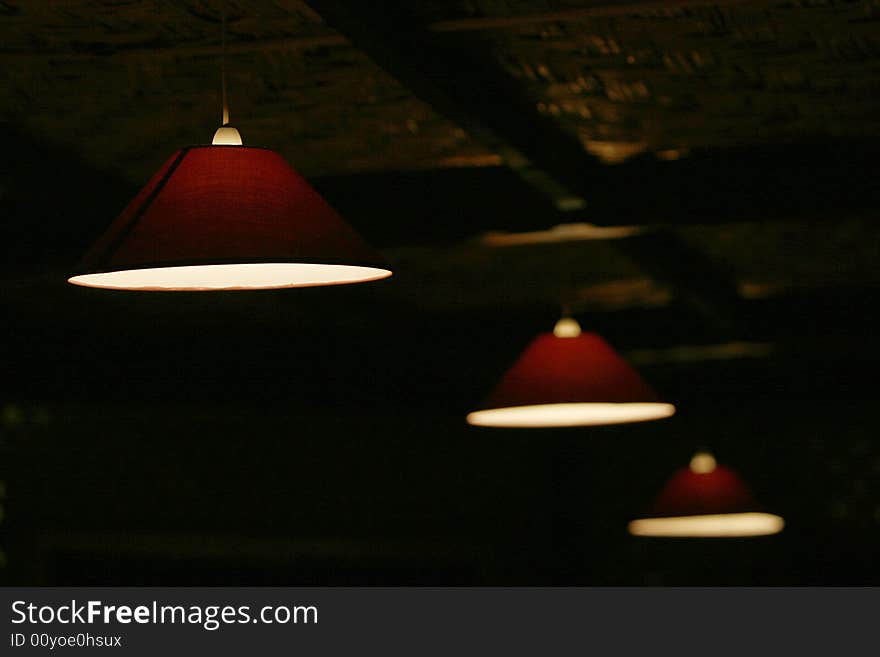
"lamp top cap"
690,451,717,474
212,125,243,146
553,317,582,338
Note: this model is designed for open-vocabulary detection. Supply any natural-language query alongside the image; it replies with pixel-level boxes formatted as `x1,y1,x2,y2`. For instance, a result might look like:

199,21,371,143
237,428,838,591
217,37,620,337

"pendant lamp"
466,317,675,428
68,16,390,291
68,132,390,290
628,451,784,538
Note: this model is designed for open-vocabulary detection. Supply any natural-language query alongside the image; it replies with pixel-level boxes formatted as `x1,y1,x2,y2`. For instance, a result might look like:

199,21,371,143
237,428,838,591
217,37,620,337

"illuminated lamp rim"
627,511,785,538
466,401,676,428
68,261,393,291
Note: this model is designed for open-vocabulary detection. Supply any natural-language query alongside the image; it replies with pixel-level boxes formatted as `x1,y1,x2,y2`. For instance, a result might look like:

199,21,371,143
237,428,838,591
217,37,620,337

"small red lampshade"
466,318,675,428
628,452,784,537
68,146,391,290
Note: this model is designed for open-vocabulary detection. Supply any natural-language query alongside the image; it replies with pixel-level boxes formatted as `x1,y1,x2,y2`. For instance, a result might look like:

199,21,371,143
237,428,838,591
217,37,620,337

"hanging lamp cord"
221,1,229,126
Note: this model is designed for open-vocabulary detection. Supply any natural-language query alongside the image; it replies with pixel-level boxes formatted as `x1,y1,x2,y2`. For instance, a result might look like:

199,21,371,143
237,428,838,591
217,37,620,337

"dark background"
2,0,880,585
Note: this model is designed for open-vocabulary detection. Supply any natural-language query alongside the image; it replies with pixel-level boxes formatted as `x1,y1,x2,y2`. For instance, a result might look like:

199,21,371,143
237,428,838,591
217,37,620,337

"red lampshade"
466,318,675,428
68,146,391,290
628,452,784,537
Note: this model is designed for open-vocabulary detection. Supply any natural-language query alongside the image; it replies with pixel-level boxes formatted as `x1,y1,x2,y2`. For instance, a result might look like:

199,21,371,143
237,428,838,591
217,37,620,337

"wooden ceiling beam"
306,0,594,214
429,0,756,32
305,0,745,331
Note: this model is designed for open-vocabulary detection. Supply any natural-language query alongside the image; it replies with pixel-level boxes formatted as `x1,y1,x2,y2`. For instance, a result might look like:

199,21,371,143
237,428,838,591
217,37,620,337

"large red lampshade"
69,145,391,290
628,452,784,537
466,318,675,428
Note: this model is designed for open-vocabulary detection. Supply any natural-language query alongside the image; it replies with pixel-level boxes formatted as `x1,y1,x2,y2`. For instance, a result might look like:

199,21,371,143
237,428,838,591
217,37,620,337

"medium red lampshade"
69,145,391,290
628,452,784,537
466,318,675,428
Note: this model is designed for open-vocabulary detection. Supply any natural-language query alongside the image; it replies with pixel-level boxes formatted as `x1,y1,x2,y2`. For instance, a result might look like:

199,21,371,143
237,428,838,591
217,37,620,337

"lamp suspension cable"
554,300,582,338
212,2,242,146
221,0,229,126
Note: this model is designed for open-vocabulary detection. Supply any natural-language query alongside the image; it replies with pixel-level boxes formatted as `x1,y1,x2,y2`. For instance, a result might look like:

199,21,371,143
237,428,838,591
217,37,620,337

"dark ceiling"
2,0,880,585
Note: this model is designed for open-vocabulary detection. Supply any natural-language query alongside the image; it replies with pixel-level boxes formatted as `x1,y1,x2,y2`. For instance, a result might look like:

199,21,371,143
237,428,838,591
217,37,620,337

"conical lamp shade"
466,319,675,428
69,146,391,290
628,452,784,537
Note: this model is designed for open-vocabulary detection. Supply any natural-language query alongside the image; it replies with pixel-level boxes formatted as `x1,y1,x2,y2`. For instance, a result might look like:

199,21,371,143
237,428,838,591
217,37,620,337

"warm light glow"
690,452,717,474
466,402,676,428
212,126,243,145
628,512,784,537
553,317,582,338
582,139,648,164
481,222,643,246
68,263,392,291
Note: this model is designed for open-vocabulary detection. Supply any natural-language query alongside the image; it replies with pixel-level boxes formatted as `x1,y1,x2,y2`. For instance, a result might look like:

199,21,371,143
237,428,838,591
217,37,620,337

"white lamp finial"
212,126,242,146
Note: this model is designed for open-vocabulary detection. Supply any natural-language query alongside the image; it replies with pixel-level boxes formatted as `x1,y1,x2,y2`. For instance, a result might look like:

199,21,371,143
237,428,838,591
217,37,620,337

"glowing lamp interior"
68,263,392,291
628,512,785,538
466,402,676,428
